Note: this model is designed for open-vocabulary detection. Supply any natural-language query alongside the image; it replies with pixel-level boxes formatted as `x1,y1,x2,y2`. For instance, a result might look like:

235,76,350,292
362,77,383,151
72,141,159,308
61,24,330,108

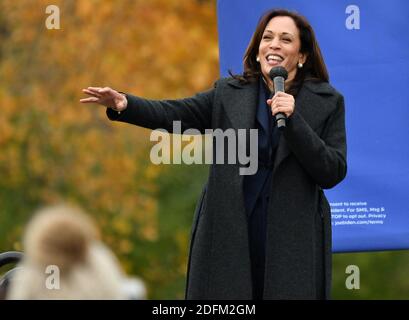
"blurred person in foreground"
7,205,146,300
80,9,347,299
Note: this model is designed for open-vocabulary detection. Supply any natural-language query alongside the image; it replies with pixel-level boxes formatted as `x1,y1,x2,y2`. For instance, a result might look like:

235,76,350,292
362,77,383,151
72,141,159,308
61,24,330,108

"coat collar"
226,77,335,94
272,80,337,174
302,80,337,96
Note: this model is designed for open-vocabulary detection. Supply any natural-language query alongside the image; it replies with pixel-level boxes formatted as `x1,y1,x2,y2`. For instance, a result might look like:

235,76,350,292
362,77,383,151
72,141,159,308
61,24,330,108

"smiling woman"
80,8,347,300
239,9,329,97
257,16,307,85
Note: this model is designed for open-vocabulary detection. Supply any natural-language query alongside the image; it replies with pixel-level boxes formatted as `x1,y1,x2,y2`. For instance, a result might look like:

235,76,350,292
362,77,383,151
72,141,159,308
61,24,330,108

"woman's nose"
269,38,281,49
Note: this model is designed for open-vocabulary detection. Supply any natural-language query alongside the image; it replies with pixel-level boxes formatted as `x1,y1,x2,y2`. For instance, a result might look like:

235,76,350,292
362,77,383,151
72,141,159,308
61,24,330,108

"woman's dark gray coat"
107,77,347,300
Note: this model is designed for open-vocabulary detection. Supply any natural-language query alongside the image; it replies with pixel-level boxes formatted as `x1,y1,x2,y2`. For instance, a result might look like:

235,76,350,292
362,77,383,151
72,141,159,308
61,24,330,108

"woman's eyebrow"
264,30,295,37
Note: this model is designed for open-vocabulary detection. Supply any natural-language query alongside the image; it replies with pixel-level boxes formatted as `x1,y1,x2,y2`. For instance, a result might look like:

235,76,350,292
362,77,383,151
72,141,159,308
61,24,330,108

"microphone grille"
269,66,288,80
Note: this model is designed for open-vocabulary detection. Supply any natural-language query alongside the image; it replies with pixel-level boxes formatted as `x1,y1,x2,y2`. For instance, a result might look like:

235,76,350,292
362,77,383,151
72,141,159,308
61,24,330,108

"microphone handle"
275,113,287,129
273,76,286,130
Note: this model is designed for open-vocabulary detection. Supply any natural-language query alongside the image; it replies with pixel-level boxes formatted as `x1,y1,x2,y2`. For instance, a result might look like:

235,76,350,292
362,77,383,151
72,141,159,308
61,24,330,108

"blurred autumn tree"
0,0,218,299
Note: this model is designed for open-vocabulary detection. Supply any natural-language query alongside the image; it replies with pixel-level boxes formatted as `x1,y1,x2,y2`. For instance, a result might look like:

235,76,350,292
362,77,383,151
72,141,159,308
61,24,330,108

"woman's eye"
282,38,291,42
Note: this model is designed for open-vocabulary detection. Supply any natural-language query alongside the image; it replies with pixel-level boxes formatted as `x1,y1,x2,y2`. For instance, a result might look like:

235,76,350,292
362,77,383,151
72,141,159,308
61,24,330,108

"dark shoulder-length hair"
231,9,329,96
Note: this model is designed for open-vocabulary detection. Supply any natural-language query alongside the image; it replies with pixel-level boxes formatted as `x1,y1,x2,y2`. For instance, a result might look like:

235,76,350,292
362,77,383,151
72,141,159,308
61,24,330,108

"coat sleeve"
106,87,215,134
283,93,347,189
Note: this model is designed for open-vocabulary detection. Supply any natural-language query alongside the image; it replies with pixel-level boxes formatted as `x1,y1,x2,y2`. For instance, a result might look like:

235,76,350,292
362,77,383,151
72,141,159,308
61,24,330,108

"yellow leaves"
13,241,22,252
138,197,158,242
118,238,133,255
140,225,158,242
112,216,133,237
0,148,23,187
75,0,97,18
0,121,13,147
0,91,15,147
145,162,162,181
175,230,189,275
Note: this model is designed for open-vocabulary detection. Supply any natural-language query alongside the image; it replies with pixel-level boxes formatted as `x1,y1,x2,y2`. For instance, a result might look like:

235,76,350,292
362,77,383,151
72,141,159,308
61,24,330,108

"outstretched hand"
80,87,128,112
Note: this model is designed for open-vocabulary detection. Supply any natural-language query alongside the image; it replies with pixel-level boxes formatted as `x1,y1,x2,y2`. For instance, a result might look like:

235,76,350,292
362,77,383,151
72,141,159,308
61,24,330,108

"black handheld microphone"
269,66,288,130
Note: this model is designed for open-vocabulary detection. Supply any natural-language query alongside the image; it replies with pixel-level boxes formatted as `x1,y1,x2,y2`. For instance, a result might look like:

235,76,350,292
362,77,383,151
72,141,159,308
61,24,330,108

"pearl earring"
256,56,260,62
297,62,303,68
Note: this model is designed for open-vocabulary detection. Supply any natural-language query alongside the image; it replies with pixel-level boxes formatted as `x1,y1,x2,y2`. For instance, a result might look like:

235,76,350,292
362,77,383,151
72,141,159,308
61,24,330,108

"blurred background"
1,0,408,299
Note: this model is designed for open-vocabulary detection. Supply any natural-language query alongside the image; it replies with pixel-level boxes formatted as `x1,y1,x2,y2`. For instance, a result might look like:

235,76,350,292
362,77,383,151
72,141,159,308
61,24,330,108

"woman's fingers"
80,97,99,103
98,87,115,95
270,99,294,117
272,107,292,117
82,88,102,98
87,86,103,92
268,93,295,117
81,86,120,108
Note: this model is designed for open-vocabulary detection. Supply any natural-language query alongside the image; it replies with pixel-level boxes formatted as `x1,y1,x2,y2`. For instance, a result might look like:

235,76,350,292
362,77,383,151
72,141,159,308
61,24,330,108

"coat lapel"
224,79,258,130
272,80,336,175
272,85,309,175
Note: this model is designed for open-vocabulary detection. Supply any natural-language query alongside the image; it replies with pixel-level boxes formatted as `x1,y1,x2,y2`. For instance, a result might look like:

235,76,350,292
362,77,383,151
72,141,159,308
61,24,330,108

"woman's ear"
299,53,307,65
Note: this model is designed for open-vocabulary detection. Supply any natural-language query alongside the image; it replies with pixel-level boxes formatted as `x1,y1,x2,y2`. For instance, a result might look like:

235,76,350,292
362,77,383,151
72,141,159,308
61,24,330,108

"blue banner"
217,0,409,252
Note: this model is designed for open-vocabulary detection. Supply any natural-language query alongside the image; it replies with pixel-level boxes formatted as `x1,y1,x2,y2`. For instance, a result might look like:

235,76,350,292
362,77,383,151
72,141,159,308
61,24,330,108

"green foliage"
145,163,209,299
333,251,409,299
